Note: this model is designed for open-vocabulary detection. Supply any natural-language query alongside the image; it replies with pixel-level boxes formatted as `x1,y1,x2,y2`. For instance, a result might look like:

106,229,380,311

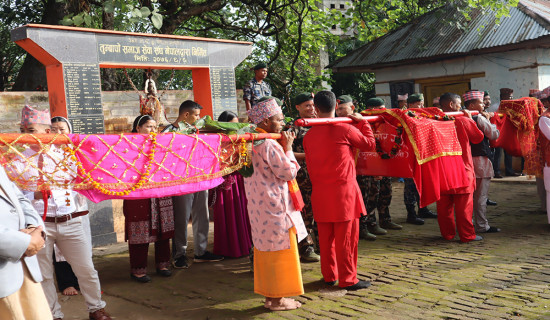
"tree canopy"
0,0,519,115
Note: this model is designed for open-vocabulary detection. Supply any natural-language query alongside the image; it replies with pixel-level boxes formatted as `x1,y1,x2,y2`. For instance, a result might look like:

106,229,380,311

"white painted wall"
373,48,550,106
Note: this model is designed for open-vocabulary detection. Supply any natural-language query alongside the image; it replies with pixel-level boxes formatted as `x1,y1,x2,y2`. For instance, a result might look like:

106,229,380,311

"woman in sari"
123,115,175,282
211,111,253,258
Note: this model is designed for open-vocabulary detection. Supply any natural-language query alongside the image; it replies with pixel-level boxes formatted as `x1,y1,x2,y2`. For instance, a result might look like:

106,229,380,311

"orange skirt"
254,227,304,298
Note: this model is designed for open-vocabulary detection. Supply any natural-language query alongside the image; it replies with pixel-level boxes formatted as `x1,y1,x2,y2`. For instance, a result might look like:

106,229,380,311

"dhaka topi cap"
407,93,424,103
21,105,51,127
484,91,490,97
433,97,440,104
541,86,550,100
365,97,385,108
294,92,314,106
254,63,267,70
463,90,484,102
397,93,408,101
336,95,353,104
500,88,513,95
247,98,282,124
259,95,283,106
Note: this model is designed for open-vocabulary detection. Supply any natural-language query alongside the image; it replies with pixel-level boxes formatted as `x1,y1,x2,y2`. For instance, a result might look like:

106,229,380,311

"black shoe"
130,274,151,283
485,226,501,233
194,251,224,262
494,173,503,179
418,208,437,218
156,268,172,277
406,216,425,225
173,256,189,269
486,199,497,206
324,280,336,286
343,280,371,291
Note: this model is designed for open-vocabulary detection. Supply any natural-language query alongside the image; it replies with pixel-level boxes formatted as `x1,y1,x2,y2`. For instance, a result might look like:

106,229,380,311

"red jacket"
451,116,484,194
304,121,375,222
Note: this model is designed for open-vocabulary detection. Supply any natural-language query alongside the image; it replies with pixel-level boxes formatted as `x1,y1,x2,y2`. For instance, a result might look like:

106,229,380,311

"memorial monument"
11,24,253,245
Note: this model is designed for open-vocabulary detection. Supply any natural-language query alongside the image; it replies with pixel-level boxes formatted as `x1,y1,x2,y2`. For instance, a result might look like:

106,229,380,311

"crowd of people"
1,62,549,318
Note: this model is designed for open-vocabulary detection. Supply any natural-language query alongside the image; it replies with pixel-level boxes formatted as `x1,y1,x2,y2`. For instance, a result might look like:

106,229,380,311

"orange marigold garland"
65,131,158,196
240,137,249,166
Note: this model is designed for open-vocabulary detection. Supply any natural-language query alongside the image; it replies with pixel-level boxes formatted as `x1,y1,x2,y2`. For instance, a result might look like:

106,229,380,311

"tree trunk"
12,0,66,91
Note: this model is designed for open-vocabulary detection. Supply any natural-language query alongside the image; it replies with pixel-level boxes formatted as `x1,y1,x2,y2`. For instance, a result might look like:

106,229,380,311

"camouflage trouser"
403,178,420,211
297,178,317,253
357,175,392,230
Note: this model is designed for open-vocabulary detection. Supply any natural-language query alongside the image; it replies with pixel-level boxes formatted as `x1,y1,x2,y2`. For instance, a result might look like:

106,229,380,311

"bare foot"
263,300,271,309
269,297,301,311
62,286,78,296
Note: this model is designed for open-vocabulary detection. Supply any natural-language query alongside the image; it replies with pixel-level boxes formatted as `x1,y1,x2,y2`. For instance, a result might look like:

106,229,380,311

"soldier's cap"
254,63,268,70
365,97,385,108
337,95,353,104
258,95,283,106
407,93,424,103
294,92,314,106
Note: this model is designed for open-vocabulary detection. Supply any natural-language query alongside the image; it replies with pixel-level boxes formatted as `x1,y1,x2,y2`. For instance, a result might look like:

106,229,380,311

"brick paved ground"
59,179,550,319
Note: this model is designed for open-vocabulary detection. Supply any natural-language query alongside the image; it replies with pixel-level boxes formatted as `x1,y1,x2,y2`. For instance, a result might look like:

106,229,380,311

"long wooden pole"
295,111,483,127
0,132,284,144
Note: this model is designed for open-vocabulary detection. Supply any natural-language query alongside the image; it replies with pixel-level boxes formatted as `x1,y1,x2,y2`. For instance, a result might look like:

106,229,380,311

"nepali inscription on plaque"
210,67,238,120
97,35,209,66
63,62,105,134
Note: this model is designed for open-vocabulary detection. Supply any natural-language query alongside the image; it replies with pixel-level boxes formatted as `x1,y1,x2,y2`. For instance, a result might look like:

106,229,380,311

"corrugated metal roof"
331,0,550,72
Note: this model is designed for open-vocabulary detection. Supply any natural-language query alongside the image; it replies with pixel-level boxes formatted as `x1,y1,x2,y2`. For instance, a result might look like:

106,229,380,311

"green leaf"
151,13,163,29
140,7,151,17
61,17,73,26
132,8,142,18
84,14,92,26
73,15,84,26
104,2,114,14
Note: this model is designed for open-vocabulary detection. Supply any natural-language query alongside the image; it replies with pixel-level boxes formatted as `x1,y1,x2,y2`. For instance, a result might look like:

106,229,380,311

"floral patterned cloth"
243,139,307,252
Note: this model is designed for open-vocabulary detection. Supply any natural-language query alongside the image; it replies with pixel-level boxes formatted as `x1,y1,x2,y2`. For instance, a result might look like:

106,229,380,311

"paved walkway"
58,179,550,319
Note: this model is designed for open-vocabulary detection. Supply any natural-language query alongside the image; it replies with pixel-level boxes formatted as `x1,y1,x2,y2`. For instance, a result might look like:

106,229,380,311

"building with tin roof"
330,0,550,108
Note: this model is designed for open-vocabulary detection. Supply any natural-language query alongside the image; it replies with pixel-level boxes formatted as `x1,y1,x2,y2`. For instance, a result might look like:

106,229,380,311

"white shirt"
472,115,500,178
13,147,78,217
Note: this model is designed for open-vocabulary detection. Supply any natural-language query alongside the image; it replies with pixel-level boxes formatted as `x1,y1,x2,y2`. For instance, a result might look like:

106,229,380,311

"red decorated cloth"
361,108,462,164
490,97,543,176
358,108,469,207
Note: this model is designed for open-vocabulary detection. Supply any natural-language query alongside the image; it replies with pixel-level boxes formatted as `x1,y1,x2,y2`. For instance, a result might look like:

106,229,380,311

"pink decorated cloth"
71,133,226,202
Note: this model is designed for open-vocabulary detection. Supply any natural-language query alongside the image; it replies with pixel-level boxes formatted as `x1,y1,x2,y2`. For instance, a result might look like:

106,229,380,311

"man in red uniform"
303,91,376,290
437,93,484,242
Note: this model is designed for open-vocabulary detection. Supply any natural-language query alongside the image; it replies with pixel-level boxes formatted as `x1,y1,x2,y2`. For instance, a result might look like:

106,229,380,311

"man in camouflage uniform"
351,97,402,240
403,93,438,224
243,63,271,111
286,92,320,262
